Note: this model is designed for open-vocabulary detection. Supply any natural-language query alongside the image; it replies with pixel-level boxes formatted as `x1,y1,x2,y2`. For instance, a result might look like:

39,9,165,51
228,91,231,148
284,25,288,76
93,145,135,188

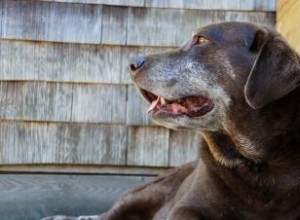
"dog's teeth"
147,97,160,113
161,97,167,105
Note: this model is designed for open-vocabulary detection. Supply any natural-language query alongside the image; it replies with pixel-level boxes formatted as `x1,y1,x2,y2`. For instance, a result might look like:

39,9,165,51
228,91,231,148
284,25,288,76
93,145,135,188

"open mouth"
140,89,214,118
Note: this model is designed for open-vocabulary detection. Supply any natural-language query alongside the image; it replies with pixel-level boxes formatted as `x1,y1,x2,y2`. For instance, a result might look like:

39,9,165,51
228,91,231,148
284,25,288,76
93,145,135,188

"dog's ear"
244,27,300,109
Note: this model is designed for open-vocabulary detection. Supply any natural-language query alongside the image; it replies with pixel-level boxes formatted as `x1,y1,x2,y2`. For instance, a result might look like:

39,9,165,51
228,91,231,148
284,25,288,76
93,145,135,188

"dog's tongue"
147,96,160,113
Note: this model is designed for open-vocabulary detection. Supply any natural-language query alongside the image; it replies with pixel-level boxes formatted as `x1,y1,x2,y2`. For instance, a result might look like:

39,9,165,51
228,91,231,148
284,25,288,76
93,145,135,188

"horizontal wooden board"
0,121,127,165
0,82,155,125
0,121,201,166
0,81,73,122
0,0,102,44
0,40,167,84
0,82,128,123
0,164,167,175
145,0,276,11
0,174,148,220
38,0,145,7
37,0,276,11
125,9,275,47
0,1,275,46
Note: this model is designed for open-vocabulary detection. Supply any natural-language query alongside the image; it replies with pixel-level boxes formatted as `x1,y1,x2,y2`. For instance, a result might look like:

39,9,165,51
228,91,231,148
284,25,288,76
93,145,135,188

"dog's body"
45,22,300,220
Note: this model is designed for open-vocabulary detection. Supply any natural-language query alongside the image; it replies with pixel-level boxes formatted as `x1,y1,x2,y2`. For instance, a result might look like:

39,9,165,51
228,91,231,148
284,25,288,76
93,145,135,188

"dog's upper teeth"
161,97,167,105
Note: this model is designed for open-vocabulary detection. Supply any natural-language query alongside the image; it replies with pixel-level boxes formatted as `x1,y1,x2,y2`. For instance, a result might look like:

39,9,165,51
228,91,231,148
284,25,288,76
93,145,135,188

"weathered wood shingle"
0,0,276,170
126,8,275,46
0,121,201,166
0,82,73,122
144,0,276,11
0,1,275,46
0,40,166,84
0,82,130,124
37,0,276,11
0,122,127,164
71,84,127,123
38,0,145,8
0,1,103,43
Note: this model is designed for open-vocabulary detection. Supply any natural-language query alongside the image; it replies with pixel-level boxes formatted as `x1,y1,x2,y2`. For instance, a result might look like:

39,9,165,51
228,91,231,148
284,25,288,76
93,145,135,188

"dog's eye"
196,36,210,44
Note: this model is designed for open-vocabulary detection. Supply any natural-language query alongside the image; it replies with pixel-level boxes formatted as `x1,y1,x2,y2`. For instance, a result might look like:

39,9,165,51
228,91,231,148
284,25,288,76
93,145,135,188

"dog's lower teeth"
161,97,167,105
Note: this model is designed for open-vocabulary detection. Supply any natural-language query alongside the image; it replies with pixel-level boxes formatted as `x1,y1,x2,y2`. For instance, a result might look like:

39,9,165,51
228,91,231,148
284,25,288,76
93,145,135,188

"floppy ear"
244,27,300,109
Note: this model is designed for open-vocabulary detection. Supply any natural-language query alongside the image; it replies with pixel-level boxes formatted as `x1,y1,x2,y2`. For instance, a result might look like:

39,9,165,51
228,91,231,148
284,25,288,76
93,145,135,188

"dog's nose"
130,56,145,72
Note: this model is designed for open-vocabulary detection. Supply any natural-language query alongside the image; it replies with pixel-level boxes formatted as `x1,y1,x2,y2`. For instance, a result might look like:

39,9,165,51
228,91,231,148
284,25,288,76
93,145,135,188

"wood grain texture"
0,121,201,167
127,126,170,166
0,174,148,220
0,0,102,43
169,130,201,166
0,40,167,84
0,121,127,164
0,81,73,122
37,0,276,11
0,164,167,175
0,82,128,123
38,0,144,7
0,83,7,119
71,84,127,123
0,1,275,46
101,6,128,45
126,8,275,47
277,0,300,54
145,0,276,11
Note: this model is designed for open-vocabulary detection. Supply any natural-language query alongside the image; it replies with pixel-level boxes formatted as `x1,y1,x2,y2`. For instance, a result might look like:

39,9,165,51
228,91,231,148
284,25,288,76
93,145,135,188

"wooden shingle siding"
102,6,128,45
0,1,275,46
0,40,166,84
144,0,276,11
37,0,276,12
0,121,199,166
71,84,127,123
0,82,73,122
0,0,276,170
38,0,145,7
0,82,129,124
0,122,127,164
126,10,275,47
0,1,103,44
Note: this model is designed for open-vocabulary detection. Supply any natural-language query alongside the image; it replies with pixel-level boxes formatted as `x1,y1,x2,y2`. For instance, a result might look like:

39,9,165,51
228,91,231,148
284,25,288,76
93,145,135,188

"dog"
44,22,300,220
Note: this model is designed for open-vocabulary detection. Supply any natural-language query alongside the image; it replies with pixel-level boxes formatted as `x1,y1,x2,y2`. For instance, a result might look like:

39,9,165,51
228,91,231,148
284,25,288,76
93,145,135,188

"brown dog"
44,22,300,220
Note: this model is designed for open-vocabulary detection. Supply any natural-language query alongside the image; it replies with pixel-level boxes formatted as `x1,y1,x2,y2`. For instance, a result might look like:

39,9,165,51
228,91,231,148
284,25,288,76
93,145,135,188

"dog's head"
130,22,300,132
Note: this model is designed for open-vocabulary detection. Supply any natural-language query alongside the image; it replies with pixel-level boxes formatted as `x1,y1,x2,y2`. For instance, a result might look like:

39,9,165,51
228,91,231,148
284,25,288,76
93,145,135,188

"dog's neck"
200,90,300,195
